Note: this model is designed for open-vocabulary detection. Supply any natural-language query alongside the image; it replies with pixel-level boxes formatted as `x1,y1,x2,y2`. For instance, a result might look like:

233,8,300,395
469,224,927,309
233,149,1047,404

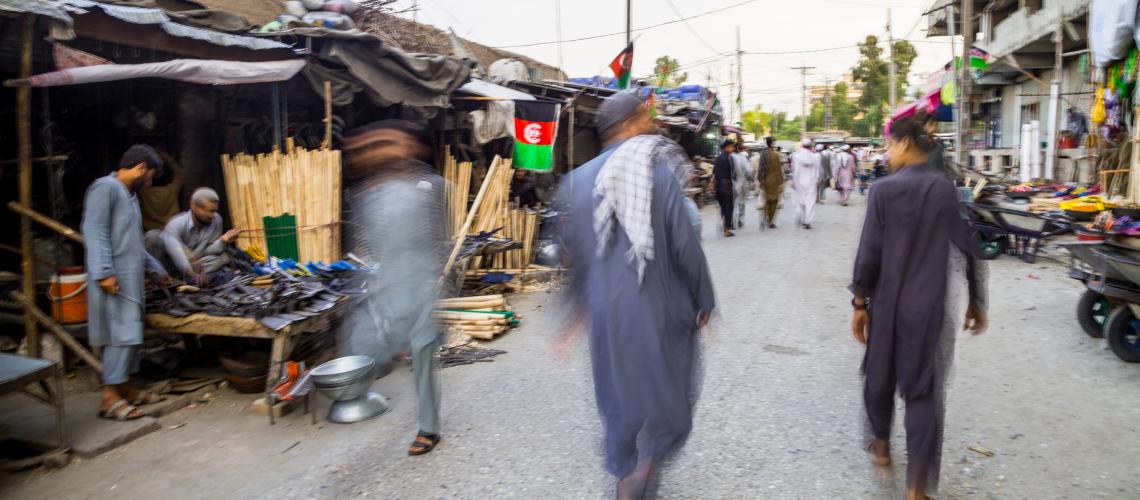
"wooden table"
145,304,347,391
0,353,64,451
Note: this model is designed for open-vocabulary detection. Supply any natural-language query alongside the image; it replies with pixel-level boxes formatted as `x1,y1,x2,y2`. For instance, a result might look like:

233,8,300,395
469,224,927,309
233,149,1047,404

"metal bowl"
315,376,374,402
311,355,375,387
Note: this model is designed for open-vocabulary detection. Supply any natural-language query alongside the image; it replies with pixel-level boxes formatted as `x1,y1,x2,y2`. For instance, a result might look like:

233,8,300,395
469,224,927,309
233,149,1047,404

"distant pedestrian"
555,91,715,500
713,139,737,236
817,144,833,203
850,113,988,500
732,143,754,229
791,139,821,229
758,136,784,228
341,119,446,456
834,145,857,206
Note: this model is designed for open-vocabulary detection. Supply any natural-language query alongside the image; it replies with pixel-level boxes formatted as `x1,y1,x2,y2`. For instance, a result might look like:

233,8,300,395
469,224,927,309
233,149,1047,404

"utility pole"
412,0,418,22
555,0,564,74
1044,22,1063,181
887,8,897,112
736,25,743,127
958,0,975,167
626,0,632,45
792,65,815,136
824,75,833,130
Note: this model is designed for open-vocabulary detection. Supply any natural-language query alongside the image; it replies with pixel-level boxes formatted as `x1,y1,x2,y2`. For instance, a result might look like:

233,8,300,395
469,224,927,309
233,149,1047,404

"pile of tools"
433,294,518,340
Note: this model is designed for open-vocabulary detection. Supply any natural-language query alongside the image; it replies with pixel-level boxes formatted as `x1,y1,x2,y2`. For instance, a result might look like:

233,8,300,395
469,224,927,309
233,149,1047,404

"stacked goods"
467,156,540,269
433,294,519,340
443,152,473,239
221,146,342,264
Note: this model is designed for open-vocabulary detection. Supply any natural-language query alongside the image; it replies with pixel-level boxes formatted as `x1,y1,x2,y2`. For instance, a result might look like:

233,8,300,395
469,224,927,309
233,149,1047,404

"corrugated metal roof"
0,0,288,51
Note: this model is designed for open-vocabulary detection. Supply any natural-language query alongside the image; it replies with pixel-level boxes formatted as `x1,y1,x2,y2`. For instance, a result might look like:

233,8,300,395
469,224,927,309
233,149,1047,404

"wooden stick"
11,291,103,373
17,14,35,358
441,156,503,281
322,81,333,150
7,202,84,244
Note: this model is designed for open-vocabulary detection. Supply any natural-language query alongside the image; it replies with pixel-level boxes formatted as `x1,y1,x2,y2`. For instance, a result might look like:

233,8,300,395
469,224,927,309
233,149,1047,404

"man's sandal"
407,433,441,456
97,399,145,421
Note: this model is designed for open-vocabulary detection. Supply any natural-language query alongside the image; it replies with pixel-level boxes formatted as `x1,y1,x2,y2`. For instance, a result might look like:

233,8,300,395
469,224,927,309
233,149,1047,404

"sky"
399,0,957,120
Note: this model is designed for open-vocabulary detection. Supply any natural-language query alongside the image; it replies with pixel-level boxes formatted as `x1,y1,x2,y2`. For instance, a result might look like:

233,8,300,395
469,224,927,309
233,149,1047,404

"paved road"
6,189,1140,499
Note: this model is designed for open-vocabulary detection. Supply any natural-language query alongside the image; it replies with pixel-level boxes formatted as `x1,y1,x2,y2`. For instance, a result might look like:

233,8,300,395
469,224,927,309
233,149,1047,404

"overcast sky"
400,0,955,117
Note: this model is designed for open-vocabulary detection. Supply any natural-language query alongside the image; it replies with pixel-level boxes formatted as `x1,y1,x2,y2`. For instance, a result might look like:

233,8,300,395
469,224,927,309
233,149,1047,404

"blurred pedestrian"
817,144,833,203
791,139,821,229
834,145,857,206
341,119,446,456
850,114,988,500
732,142,753,229
713,139,737,236
83,144,170,421
555,91,715,499
757,137,784,228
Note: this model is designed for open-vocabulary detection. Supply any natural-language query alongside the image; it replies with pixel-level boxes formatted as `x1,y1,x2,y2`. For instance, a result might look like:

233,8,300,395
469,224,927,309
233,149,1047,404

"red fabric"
610,46,632,80
514,119,556,146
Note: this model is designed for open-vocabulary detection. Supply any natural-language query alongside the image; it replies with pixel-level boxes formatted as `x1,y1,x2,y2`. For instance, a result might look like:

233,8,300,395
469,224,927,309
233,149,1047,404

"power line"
664,0,721,55
744,45,860,56
493,0,764,48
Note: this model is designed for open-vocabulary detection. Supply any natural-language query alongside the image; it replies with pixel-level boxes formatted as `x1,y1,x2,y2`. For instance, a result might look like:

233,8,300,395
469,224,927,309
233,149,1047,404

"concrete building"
804,72,864,107
926,0,1092,182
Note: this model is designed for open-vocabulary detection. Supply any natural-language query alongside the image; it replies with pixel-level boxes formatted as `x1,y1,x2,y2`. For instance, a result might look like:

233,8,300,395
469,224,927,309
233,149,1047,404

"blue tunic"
557,138,716,477
82,175,160,347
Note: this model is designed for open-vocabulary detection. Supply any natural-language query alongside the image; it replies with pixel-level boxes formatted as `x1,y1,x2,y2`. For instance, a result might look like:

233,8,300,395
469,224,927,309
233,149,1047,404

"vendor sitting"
146,187,239,285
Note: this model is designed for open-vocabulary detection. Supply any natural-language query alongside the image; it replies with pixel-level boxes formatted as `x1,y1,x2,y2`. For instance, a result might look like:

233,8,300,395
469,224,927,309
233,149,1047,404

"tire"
1104,306,1140,363
1076,289,1111,338
979,235,1006,260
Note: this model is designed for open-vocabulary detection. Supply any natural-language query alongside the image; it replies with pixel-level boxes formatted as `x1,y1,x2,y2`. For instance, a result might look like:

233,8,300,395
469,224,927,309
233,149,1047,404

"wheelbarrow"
1092,246,1140,363
1059,241,1140,341
964,202,1072,263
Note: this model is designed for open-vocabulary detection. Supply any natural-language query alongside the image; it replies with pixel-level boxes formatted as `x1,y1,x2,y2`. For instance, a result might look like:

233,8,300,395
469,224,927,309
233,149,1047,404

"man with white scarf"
792,138,823,229
554,91,715,500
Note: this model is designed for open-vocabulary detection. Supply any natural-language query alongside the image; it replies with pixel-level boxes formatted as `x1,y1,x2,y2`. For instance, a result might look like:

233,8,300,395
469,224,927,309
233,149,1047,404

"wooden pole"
322,80,332,150
17,14,36,358
441,156,502,281
11,292,104,373
7,202,85,245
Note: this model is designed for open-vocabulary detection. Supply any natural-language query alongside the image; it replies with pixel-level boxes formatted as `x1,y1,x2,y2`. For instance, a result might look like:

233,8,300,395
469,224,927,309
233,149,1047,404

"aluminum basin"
311,355,375,387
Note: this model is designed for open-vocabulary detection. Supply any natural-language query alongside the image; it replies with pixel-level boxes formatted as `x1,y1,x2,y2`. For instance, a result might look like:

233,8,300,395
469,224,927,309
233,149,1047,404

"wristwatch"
851,298,868,311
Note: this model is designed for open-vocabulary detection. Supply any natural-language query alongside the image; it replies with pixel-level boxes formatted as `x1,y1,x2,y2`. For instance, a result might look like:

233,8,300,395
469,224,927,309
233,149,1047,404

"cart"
1060,241,1140,362
964,203,1072,263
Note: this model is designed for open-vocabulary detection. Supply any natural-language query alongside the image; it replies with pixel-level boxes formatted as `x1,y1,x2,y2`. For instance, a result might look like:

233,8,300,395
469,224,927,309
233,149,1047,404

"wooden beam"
17,14,36,358
11,292,104,374
7,202,86,245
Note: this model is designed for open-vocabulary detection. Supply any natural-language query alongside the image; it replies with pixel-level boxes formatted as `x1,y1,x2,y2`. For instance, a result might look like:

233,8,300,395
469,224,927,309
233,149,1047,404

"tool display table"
0,353,65,456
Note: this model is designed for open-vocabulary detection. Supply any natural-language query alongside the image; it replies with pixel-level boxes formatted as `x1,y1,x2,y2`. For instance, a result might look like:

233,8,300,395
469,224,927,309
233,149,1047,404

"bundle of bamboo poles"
442,150,473,239
433,294,517,340
464,156,539,269
220,145,342,263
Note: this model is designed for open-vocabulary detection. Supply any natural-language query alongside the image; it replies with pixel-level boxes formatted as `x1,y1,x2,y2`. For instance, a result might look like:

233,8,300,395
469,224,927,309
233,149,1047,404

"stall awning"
458,79,535,101
8,58,306,87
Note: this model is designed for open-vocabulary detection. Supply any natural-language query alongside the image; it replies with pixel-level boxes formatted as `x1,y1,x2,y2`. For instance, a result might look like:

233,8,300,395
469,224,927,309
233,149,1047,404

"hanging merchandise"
1090,0,1138,68
512,100,561,171
1092,87,1107,125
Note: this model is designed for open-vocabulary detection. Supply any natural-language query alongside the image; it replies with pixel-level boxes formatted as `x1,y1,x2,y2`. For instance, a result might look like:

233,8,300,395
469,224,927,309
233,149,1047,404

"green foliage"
833,81,855,131
742,105,799,140
806,101,826,132
851,35,918,137
653,55,688,88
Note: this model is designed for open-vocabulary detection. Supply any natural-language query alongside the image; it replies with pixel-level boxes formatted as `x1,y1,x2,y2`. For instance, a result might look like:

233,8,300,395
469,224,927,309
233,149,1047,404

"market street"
1,190,1137,499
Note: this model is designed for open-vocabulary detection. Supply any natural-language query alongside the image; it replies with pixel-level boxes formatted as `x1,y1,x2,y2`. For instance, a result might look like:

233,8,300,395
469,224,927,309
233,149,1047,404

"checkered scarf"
594,135,671,284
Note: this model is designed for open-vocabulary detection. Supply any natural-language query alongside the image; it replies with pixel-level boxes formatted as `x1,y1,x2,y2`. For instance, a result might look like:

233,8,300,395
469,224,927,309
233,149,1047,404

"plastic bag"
1092,87,1107,124
1090,0,1138,68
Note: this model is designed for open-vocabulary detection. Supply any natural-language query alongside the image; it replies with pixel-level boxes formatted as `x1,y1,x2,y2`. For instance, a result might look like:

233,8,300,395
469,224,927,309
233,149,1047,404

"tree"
806,101,826,132
653,55,688,88
851,35,918,136
771,112,800,141
833,82,855,131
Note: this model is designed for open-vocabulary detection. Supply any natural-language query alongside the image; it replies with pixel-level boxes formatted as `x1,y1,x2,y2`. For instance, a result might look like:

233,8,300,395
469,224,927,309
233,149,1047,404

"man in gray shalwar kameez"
340,120,446,456
145,187,239,284
83,145,169,421
556,92,716,499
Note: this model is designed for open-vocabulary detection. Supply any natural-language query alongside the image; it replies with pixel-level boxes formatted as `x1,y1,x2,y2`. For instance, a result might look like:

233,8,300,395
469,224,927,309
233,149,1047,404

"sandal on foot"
132,392,167,406
408,433,440,456
98,399,145,421
868,439,891,466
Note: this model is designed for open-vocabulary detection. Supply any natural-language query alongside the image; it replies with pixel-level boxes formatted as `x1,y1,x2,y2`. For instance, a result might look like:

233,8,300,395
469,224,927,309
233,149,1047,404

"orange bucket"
49,266,87,324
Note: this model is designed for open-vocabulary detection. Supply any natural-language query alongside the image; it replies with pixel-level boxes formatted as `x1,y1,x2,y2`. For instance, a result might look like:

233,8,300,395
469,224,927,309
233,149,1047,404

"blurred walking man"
758,137,784,228
791,139,822,229
341,120,446,456
713,139,737,236
556,91,715,499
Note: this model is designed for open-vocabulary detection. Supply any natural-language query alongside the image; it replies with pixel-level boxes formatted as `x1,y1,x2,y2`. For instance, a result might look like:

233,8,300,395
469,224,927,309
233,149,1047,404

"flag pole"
626,0,632,45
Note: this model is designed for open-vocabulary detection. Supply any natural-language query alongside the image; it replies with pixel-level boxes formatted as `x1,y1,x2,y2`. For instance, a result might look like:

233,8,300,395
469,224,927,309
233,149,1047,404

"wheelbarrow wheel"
1076,289,1111,338
1104,306,1140,363
979,235,1006,260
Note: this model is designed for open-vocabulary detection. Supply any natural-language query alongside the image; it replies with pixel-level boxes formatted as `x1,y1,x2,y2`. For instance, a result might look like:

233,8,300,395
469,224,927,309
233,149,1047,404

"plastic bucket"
48,266,87,324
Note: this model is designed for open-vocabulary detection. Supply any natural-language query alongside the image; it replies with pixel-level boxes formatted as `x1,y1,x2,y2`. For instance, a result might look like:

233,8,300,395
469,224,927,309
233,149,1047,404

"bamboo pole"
441,156,503,280
7,202,85,244
11,292,103,373
17,14,35,357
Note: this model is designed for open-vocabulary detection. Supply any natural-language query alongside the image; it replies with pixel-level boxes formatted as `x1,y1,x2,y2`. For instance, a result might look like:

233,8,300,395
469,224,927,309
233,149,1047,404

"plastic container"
48,266,87,324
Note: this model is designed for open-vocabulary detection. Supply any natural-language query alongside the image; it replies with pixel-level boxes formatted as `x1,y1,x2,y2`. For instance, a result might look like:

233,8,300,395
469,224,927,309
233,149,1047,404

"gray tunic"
159,211,226,275
557,139,716,477
82,175,163,347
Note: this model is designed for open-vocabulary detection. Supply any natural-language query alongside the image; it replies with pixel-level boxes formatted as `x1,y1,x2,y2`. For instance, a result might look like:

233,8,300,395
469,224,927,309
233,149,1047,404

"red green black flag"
513,100,560,171
610,43,633,89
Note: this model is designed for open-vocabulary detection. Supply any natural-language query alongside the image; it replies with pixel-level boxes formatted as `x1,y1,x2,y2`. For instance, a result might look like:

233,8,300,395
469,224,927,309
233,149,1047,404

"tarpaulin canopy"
10,58,306,87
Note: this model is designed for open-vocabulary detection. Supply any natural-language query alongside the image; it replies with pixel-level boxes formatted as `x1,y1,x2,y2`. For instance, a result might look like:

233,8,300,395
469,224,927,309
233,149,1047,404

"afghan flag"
610,43,633,89
513,100,560,171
